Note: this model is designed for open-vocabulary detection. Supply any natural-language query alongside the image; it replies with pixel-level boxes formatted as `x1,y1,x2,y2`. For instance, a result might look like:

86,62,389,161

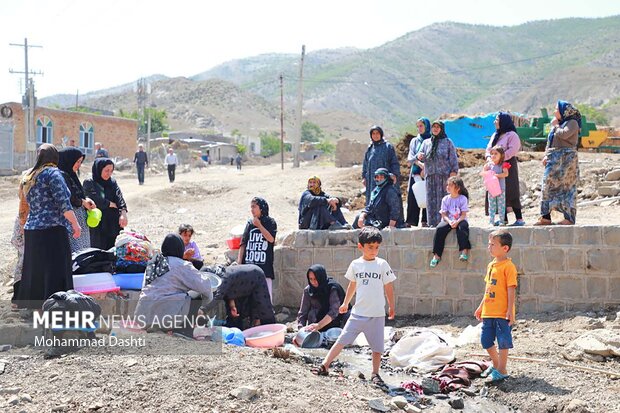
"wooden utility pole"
9,38,42,166
293,45,305,168
280,74,284,170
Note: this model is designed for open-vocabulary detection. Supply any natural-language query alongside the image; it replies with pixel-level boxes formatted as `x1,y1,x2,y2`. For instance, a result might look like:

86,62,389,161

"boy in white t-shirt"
312,226,396,385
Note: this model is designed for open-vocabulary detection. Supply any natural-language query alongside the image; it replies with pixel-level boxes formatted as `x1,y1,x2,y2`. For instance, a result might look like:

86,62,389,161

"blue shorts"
481,318,513,350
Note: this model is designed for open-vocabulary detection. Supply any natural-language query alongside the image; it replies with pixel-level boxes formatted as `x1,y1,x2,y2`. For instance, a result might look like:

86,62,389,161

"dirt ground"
0,151,619,412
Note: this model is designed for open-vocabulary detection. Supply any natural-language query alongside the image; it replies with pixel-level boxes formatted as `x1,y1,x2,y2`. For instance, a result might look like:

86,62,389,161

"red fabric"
433,360,492,393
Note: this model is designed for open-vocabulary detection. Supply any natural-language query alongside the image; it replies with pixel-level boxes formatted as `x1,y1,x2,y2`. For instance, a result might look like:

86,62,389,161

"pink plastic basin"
242,324,286,348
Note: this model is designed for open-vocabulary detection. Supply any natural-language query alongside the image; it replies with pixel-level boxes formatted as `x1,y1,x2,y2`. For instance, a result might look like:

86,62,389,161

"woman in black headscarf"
16,144,81,309
210,264,275,330
484,112,524,226
362,125,400,206
58,147,96,252
237,197,277,301
134,234,214,338
83,158,128,250
297,264,349,332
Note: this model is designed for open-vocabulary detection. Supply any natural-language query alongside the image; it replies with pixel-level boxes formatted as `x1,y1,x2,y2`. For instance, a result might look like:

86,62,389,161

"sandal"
486,369,509,383
430,257,440,268
480,366,495,378
311,364,329,376
371,373,387,388
557,219,574,225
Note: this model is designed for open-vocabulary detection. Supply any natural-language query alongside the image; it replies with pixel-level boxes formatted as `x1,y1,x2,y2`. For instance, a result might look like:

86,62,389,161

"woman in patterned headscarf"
298,176,349,230
416,121,459,227
237,197,278,301
354,168,405,229
535,100,582,225
15,144,81,309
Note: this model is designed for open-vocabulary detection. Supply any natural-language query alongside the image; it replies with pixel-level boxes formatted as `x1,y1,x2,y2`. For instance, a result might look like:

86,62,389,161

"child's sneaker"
459,252,469,262
430,257,441,268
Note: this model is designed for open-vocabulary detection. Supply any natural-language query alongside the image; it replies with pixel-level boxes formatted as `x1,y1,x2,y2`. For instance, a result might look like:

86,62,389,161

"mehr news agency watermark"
31,311,211,348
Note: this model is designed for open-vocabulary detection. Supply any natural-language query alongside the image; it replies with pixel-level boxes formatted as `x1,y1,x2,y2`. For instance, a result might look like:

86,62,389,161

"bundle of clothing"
114,230,153,273
72,248,116,274
41,290,102,358
432,360,492,393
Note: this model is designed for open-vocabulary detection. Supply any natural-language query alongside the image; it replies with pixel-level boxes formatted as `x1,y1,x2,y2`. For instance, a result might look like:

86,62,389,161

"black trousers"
172,296,204,337
406,183,427,226
432,220,471,257
136,163,145,184
167,164,176,182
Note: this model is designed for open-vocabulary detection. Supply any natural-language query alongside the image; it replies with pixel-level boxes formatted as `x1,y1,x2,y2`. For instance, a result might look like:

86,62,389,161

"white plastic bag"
389,328,455,373
456,323,482,347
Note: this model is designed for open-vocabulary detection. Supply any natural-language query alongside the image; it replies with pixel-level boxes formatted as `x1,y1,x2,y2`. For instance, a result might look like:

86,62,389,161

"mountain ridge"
39,16,620,137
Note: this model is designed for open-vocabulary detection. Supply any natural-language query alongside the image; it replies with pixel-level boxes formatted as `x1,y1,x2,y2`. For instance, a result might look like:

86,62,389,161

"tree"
576,104,609,126
315,140,335,154
301,121,325,142
236,143,247,156
119,108,169,133
259,131,290,157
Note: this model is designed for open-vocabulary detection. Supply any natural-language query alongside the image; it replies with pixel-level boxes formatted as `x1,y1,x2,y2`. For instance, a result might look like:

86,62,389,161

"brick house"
0,102,138,170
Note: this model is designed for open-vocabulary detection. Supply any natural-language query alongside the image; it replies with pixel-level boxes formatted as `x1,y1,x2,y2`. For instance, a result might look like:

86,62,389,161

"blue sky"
1,0,619,102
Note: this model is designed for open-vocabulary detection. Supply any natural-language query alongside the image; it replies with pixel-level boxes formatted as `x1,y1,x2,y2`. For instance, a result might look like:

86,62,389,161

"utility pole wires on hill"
293,45,305,168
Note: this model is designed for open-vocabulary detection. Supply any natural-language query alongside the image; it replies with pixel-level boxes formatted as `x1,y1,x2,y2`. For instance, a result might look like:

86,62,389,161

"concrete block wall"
273,226,620,315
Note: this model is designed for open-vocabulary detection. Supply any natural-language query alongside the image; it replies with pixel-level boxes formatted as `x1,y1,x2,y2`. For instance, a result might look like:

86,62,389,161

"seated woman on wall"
83,158,128,250
297,264,350,332
134,234,214,339
353,168,405,230
209,264,275,330
298,176,350,230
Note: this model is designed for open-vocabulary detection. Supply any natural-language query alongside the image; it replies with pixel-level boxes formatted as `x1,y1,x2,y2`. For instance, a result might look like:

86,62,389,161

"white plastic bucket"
412,177,427,208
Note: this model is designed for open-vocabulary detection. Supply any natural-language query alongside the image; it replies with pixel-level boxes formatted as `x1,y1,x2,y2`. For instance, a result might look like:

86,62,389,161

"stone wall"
273,226,620,315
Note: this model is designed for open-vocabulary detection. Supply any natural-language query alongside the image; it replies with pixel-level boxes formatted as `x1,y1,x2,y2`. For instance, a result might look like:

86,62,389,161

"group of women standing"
12,145,128,309
364,99,582,229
